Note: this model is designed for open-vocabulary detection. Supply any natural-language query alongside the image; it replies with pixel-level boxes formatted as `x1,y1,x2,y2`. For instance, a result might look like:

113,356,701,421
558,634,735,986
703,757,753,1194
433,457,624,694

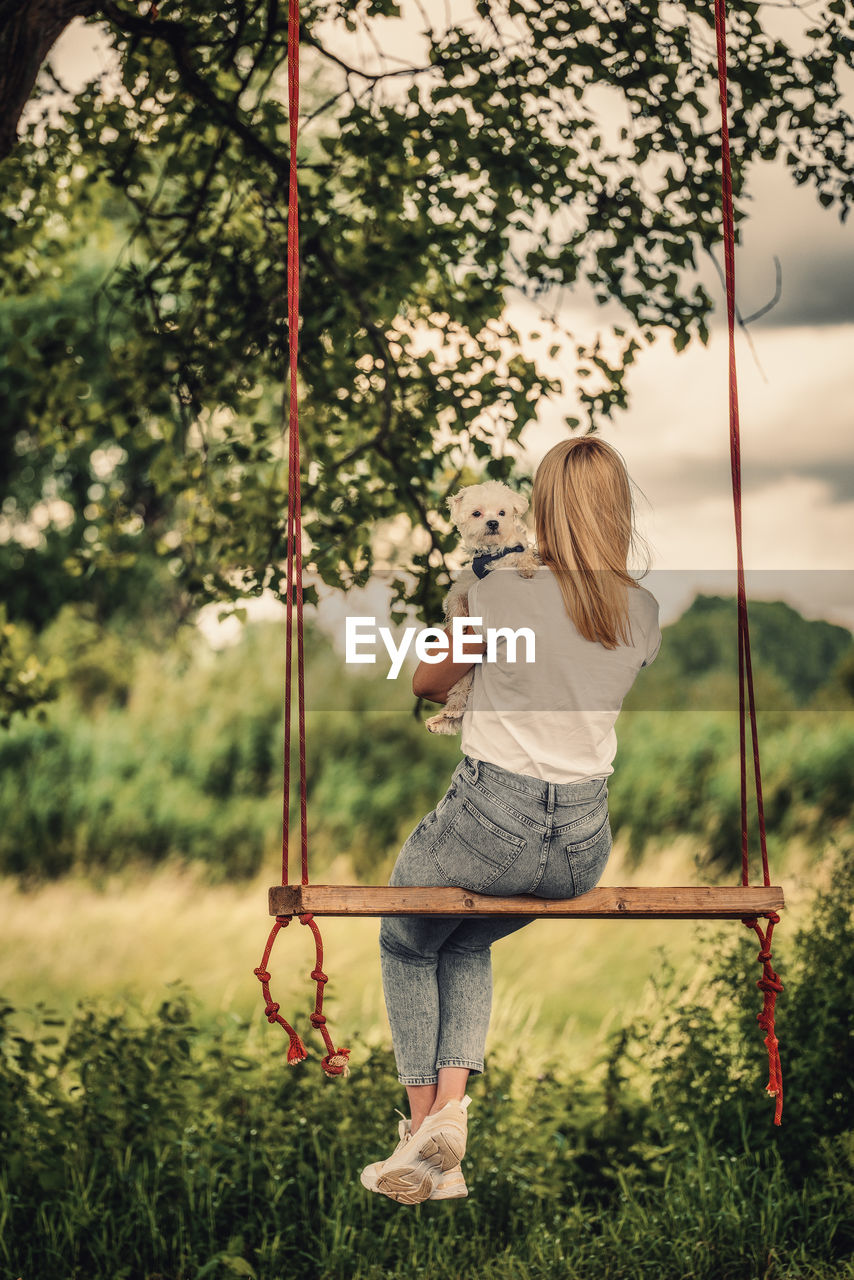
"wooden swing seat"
270,883,785,920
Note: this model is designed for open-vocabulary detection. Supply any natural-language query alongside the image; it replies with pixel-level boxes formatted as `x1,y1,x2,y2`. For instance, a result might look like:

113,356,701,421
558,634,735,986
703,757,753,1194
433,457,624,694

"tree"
1,0,852,668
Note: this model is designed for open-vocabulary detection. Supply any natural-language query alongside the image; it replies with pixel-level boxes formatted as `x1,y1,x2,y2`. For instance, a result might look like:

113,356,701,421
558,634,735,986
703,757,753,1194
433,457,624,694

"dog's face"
447,481,529,552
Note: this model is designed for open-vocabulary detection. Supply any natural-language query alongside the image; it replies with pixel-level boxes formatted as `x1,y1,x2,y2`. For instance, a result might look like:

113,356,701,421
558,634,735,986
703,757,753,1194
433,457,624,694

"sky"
47,9,854,633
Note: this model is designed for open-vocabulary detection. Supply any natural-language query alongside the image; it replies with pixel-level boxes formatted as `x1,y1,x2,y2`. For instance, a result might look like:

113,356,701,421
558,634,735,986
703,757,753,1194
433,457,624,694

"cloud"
625,456,854,509
755,244,854,329
708,161,854,329
518,314,854,623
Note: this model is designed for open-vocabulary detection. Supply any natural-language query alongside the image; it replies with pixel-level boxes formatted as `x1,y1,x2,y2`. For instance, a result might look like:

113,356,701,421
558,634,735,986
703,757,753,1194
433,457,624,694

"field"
0,837,822,1061
1,619,852,1278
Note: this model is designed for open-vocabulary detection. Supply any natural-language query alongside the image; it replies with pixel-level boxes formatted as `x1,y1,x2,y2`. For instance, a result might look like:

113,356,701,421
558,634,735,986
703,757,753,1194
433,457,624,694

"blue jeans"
380,755,612,1085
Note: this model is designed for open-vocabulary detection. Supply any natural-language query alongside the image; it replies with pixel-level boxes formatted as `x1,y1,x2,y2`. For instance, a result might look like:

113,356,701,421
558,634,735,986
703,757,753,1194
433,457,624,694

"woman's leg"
381,909,534,1092
380,913,481,1088
405,1083,436,1133
373,919,530,1204
379,770,475,1092
431,1065,471,1114
406,1066,472,1134
435,915,533,1073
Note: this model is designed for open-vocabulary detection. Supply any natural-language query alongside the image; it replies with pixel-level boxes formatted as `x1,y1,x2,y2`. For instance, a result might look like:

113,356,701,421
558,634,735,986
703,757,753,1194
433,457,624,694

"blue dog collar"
471,544,526,580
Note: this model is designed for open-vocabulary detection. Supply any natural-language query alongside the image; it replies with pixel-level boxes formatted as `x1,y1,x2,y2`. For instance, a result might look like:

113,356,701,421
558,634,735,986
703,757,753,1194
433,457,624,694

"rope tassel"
322,1051,352,1078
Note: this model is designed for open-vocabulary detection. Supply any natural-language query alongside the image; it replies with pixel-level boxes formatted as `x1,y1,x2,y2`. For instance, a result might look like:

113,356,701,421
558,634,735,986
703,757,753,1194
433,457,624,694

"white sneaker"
374,1096,471,1205
360,1116,468,1202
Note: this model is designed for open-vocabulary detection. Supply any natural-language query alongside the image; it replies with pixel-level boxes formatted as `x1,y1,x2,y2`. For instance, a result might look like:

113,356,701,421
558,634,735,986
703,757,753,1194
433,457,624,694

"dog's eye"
499,510,506,516
472,510,481,518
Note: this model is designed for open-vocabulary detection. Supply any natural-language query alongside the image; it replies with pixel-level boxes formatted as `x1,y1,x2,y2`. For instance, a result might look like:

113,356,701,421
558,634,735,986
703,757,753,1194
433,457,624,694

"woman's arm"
412,605,486,703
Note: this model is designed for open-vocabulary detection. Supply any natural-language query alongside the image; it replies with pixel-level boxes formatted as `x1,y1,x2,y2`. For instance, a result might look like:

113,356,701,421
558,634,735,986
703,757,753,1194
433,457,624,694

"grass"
4,614,852,886
1,987,850,1280
0,837,821,1072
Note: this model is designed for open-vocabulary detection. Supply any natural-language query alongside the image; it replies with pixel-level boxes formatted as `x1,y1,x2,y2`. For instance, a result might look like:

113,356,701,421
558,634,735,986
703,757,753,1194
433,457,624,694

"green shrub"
611,710,854,873
0,621,461,882
1,619,851,882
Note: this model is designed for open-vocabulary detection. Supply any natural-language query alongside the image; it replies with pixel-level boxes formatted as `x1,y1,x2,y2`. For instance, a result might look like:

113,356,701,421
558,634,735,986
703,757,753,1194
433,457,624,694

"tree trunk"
0,0,99,160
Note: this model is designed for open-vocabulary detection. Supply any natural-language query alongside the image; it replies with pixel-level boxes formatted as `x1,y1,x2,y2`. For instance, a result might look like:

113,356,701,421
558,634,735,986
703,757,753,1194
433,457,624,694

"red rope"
714,0,781,1123
742,913,784,1116
254,0,349,1078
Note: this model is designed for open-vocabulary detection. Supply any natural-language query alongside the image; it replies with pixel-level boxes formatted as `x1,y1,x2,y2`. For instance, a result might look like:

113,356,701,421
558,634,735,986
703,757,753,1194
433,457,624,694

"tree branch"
300,29,432,84
0,0,99,159
97,1,298,180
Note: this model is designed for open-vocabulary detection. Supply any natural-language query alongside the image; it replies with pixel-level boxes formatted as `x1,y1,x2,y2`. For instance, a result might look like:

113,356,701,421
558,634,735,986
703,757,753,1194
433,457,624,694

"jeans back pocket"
431,798,525,893
564,806,612,896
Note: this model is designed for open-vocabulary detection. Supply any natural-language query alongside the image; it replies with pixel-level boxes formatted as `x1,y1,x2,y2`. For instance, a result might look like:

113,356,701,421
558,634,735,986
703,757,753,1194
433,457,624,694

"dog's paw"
425,712,462,736
517,548,540,579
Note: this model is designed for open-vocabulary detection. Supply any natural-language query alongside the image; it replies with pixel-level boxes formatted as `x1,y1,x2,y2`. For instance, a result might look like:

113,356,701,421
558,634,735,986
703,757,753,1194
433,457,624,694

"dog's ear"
447,491,465,516
510,491,529,517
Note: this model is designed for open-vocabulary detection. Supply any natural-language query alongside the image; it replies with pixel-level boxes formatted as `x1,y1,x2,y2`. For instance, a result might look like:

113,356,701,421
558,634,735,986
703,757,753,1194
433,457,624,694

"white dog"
425,481,539,734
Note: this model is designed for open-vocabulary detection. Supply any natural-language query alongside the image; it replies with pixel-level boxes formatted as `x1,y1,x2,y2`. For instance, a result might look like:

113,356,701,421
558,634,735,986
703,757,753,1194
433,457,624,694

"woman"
361,437,661,1205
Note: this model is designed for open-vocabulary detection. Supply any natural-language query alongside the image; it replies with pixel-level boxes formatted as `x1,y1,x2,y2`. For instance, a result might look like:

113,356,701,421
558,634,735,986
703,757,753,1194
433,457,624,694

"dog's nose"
486,519,499,531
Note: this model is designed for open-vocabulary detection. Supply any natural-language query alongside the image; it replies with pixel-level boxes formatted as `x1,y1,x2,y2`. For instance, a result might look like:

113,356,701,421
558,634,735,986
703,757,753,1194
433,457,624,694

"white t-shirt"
461,566,661,783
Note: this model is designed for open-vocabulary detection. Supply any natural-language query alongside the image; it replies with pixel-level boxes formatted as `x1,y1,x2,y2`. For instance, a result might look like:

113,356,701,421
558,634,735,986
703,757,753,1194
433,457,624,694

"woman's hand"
412,608,486,703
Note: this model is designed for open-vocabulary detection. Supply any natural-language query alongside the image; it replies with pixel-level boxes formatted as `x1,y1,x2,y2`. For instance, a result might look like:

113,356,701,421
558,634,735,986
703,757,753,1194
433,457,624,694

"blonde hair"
533,437,643,648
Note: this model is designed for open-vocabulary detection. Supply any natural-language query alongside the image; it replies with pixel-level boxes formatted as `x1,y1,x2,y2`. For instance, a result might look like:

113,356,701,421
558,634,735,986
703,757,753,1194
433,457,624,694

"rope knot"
310,969,328,984
299,913,315,925
264,1002,281,1020
253,968,271,983
321,1049,351,1077
309,1012,327,1027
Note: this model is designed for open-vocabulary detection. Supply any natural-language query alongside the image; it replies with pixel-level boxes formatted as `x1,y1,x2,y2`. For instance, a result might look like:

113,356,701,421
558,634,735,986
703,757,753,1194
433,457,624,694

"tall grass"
0,839,776,1062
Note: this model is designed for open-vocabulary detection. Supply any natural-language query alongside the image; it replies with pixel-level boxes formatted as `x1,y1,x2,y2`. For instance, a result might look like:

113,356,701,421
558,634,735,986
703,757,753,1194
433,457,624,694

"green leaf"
222,1259,256,1278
